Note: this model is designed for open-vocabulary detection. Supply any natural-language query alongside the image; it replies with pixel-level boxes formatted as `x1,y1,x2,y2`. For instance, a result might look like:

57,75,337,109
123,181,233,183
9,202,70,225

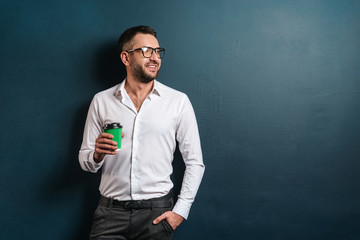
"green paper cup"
103,122,122,150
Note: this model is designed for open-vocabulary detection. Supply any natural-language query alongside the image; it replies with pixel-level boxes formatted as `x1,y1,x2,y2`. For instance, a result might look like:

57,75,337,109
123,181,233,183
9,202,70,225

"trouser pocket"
162,220,174,235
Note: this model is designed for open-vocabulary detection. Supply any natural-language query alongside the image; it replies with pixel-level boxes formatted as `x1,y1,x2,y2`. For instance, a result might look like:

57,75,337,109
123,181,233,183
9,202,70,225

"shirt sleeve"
78,96,104,173
172,95,205,219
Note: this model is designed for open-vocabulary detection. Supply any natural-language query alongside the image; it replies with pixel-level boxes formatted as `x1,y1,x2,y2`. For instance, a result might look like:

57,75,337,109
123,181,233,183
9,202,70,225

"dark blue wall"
1,1,360,239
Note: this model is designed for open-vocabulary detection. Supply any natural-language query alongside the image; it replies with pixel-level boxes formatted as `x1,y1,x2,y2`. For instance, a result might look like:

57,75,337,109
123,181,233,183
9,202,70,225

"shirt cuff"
89,151,103,171
172,198,192,220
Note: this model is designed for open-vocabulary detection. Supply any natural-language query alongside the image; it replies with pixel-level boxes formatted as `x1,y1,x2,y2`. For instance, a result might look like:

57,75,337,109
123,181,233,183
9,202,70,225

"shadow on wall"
92,40,126,88
43,40,185,239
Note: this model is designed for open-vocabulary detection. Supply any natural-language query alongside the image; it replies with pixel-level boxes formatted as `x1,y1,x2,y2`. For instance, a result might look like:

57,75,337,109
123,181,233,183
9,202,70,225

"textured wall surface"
1,1,360,239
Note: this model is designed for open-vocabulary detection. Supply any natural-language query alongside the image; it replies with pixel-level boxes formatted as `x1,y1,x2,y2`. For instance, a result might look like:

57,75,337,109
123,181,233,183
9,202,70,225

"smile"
146,64,158,71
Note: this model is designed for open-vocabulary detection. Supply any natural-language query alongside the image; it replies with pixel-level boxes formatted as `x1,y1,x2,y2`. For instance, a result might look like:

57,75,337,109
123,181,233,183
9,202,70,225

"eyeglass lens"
142,47,165,58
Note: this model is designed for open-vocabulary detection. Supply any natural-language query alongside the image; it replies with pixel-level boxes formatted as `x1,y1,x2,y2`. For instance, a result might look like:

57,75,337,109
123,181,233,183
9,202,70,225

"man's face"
128,33,162,83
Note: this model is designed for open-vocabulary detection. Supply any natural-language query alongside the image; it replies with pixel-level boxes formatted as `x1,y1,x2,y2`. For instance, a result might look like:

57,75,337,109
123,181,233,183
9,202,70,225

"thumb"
153,213,167,225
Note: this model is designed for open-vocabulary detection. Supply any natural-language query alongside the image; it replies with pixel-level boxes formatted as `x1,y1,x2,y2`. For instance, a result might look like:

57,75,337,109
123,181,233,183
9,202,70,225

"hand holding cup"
94,123,123,163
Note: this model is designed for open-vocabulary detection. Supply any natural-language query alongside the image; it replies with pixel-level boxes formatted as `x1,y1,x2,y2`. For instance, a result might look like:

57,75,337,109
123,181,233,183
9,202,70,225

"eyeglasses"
126,47,165,59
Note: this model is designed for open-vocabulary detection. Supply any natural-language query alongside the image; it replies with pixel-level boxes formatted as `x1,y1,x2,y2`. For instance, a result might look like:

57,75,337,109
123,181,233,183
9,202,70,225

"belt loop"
151,199,154,210
108,198,113,209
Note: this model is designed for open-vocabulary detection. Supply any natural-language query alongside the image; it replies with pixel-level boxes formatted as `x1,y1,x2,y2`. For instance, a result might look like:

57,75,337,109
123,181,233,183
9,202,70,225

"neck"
125,76,154,98
125,76,154,112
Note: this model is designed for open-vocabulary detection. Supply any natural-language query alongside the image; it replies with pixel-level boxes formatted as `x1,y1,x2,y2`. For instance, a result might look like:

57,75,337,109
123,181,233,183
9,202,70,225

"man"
79,25,205,240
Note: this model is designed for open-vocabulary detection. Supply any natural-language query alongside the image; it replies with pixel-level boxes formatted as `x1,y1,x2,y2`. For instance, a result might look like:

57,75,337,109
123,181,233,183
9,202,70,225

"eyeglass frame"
126,46,165,59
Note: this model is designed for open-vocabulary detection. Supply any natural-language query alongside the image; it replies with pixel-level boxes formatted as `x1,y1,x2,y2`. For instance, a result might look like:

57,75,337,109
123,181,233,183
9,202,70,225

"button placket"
130,112,140,198
129,96,151,199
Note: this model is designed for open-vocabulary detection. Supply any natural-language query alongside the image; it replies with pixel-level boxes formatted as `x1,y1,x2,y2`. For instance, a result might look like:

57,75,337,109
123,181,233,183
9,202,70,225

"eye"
142,47,150,53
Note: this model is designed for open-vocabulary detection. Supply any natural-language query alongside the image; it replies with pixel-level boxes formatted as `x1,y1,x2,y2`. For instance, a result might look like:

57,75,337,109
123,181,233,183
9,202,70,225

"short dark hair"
118,25,157,53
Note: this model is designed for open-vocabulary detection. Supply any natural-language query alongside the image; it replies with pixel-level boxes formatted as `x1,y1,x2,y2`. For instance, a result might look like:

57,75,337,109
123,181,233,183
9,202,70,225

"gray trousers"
89,196,174,240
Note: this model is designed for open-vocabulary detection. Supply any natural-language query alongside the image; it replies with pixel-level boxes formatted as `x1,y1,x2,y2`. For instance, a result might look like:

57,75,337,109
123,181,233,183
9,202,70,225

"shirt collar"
152,80,161,97
115,79,161,101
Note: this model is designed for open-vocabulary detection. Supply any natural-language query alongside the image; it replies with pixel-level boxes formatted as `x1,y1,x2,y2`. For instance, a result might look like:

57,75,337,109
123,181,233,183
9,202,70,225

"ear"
120,51,130,66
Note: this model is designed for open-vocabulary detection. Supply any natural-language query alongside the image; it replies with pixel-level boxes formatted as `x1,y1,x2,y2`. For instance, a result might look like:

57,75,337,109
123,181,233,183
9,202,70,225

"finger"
96,135,110,141
95,143,118,150
95,144,118,154
96,137,118,146
100,132,115,139
95,147,118,155
153,213,167,224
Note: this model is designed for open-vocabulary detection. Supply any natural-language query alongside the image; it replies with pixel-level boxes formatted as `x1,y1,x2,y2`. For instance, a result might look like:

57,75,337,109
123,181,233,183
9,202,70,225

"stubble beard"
132,62,160,84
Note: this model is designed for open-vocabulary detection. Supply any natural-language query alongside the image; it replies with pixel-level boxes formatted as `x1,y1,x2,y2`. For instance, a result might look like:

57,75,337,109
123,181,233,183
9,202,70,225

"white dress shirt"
79,79,205,219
